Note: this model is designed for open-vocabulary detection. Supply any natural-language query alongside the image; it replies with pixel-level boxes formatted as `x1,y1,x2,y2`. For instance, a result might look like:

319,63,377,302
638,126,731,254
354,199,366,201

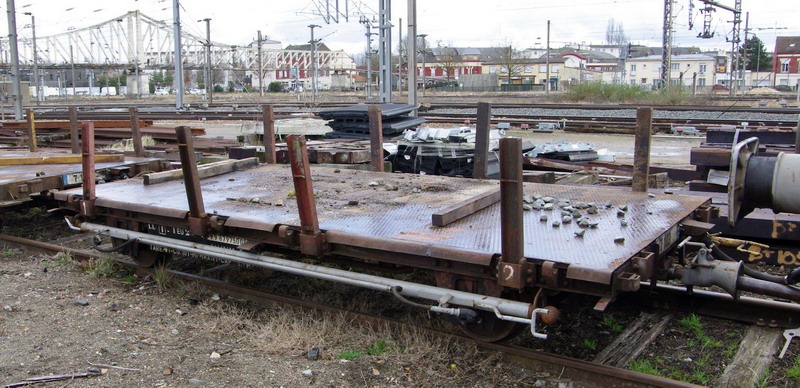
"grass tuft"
338,349,363,360
788,355,800,381
367,339,388,356
582,338,598,351
679,314,703,337
85,257,118,278
602,315,623,333
628,359,661,377
153,266,174,290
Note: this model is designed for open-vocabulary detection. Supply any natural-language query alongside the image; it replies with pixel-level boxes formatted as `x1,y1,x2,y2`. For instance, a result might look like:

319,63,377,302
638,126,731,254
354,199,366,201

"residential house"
773,36,800,89
625,54,716,89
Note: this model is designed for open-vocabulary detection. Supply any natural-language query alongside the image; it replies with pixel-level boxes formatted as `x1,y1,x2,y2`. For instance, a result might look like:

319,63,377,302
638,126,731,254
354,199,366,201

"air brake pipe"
77,222,545,336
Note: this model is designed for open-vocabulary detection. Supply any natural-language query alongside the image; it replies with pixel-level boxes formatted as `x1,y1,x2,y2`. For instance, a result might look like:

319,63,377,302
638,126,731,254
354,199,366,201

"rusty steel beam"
262,105,276,164
129,107,144,157
368,105,384,172
69,106,79,154
175,126,207,235
473,102,491,179
26,109,37,152
80,121,96,217
432,188,500,227
498,137,526,288
632,107,653,192
287,134,326,256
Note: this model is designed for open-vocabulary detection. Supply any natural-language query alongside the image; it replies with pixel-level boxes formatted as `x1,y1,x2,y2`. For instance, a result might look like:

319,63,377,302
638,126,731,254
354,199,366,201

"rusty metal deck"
55,164,710,280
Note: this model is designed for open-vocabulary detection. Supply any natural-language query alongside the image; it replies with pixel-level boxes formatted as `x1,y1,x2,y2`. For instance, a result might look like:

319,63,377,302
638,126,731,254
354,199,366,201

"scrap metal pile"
391,126,532,178
318,104,426,139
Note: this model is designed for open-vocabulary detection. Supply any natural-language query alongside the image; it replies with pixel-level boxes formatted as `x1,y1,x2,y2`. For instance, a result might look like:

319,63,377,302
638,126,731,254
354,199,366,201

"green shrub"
268,81,283,93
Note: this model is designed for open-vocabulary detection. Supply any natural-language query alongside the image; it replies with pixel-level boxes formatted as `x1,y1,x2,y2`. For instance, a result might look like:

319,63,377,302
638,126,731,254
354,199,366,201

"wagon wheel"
132,245,171,268
436,274,526,342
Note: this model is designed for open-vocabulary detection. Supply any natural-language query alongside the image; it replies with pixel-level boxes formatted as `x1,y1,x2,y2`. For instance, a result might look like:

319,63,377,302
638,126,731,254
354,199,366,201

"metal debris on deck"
391,126,528,178
318,104,425,139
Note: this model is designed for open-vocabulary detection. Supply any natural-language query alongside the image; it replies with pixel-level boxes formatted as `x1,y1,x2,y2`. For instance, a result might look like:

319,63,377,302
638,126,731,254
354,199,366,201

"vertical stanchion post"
498,137,526,287
262,105,276,164
80,122,96,217
26,109,37,152
287,134,326,256
69,106,79,154
473,102,492,179
497,137,526,289
175,126,208,236
128,107,144,158
632,107,653,192
368,105,384,172
129,107,144,157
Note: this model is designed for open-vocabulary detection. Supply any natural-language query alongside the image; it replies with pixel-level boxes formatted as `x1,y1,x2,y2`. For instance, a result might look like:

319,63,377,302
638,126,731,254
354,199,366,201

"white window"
539,65,547,72
698,78,706,86
552,65,560,73
699,64,707,74
780,60,790,73
670,79,679,86
630,64,637,72
525,65,532,73
489,66,496,73
630,79,636,86
671,63,680,71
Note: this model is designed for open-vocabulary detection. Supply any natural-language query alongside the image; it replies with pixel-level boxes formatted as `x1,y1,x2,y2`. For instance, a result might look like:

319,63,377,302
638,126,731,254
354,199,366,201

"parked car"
154,88,170,95
773,85,793,92
187,88,206,95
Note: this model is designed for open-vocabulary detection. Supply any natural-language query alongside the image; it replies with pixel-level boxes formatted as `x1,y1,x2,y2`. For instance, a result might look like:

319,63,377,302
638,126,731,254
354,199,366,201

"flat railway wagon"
55,126,800,342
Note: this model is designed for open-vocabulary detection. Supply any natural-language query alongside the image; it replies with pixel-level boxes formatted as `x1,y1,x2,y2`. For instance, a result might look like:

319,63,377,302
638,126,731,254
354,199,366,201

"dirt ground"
0,246,574,388
0,203,575,388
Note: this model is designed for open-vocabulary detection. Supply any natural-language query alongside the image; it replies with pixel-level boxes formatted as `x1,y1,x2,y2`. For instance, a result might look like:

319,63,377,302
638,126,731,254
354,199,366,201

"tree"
148,71,175,93
436,44,461,81
605,19,628,46
97,73,126,95
739,35,772,72
496,43,524,86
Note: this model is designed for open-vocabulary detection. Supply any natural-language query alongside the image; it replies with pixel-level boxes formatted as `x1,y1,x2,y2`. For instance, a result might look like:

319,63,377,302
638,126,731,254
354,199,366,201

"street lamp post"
6,0,24,119
198,18,212,103
308,24,321,100
23,12,40,104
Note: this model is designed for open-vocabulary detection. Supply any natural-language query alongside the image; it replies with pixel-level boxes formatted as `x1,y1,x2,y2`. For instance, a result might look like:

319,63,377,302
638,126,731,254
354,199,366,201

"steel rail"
0,232,699,388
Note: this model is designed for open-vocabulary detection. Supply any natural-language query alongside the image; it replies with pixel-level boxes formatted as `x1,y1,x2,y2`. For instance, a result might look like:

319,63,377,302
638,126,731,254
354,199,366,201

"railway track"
0,232,700,387
21,102,798,134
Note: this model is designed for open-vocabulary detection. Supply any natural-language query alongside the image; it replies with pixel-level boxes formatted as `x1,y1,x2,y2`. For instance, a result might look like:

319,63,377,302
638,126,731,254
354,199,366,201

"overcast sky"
4,0,799,56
